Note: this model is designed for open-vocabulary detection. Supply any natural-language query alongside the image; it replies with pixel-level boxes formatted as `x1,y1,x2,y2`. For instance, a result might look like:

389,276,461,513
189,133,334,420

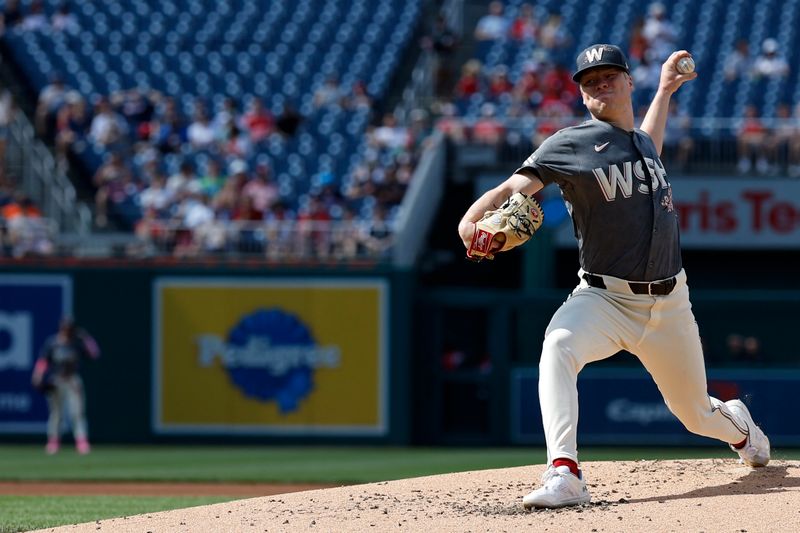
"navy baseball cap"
572,44,630,82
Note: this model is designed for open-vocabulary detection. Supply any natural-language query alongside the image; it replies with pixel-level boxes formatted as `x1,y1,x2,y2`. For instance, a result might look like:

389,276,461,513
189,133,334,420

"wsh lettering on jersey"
592,157,669,201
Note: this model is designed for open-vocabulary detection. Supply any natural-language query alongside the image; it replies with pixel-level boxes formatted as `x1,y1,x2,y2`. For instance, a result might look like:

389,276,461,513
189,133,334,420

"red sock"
553,458,580,477
732,437,747,449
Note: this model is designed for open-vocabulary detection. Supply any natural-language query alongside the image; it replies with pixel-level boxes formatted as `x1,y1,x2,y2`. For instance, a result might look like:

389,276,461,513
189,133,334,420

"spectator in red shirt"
541,63,579,106
509,3,538,42
538,85,574,118
241,98,274,143
533,104,570,148
454,60,483,103
513,65,542,108
297,195,332,258
487,65,514,101
471,103,505,144
232,194,263,221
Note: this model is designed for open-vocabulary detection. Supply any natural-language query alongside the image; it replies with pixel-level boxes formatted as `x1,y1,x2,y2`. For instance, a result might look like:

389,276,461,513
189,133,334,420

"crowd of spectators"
424,1,800,177
36,74,429,258
9,0,800,264
32,0,798,257
724,38,790,83
0,1,431,261
420,2,588,160
423,1,608,155
31,68,425,259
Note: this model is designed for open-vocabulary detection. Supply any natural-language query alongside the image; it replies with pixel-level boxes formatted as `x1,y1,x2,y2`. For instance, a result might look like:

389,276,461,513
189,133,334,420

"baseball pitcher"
458,44,770,509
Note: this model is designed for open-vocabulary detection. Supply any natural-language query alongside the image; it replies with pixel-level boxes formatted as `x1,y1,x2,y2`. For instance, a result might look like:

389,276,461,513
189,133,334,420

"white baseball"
676,56,695,74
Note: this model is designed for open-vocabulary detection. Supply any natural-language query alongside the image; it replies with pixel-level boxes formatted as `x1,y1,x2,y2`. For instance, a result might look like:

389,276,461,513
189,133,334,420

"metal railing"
5,112,91,235
400,0,464,119
55,219,395,263
446,115,800,177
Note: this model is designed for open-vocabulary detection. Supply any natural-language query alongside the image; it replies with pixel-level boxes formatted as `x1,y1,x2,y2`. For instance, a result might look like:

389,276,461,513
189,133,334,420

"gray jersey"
517,120,681,281
40,334,92,377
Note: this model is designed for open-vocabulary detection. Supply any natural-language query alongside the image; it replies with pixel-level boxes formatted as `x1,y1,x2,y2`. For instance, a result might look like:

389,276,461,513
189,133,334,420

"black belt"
582,273,677,296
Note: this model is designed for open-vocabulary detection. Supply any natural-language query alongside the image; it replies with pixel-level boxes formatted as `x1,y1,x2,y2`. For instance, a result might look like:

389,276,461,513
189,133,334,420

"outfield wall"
0,265,796,446
0,265,414,444
511,368,800,446
414,286,800,446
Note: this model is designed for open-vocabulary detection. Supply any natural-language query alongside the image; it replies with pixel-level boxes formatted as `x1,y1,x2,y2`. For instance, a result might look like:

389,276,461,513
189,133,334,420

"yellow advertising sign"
153,278,387,435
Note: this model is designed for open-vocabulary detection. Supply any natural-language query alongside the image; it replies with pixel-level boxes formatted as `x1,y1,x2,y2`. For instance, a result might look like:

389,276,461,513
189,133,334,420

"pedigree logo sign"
153,278,388,436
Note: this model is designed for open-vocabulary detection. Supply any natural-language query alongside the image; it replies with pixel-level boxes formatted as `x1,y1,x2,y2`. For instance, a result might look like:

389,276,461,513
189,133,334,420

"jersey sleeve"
78,330,101,359
514,130,576,186
634,128,657,152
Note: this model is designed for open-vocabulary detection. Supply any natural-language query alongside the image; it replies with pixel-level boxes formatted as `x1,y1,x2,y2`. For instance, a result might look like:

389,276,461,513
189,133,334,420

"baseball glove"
466,192,544,261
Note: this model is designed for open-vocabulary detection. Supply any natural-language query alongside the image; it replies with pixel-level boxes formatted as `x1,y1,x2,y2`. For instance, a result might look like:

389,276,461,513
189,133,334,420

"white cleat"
726,399,770,467
522,465,591,510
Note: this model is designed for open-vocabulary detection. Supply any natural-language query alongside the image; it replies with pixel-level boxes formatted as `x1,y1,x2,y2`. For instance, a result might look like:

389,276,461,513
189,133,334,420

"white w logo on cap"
586,47,604,63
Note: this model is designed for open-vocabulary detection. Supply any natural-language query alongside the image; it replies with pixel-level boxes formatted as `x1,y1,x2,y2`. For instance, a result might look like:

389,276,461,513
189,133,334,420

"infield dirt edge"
32,458,800,532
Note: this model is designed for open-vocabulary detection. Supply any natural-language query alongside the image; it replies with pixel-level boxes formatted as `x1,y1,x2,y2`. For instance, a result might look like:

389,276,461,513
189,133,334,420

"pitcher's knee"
541,329,580,370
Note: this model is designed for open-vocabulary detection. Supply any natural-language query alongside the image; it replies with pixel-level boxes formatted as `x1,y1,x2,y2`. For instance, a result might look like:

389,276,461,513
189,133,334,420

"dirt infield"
31,458,800,532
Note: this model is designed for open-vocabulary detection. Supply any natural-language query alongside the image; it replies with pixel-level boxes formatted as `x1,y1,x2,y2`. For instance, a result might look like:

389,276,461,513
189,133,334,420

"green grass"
0,445,798,532
5,444,799,484
3,445,542,484
0,496,235,533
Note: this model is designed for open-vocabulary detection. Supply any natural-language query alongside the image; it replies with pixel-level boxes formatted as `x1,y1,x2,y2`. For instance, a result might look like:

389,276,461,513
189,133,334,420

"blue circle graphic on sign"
226,308,315,414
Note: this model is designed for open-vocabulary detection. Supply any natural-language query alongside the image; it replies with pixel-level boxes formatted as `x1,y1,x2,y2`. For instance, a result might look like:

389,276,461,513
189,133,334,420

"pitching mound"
35,458,800,532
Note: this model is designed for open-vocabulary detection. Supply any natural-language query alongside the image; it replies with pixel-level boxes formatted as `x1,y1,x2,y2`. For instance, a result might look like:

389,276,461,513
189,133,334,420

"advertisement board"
0,275,71,433
512,367,800,445
554,178,800,249
153,278,388,436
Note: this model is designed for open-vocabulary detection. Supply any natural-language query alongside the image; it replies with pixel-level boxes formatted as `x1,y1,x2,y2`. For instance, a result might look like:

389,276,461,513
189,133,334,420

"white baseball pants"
46,375,89,442
539,269,748,465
